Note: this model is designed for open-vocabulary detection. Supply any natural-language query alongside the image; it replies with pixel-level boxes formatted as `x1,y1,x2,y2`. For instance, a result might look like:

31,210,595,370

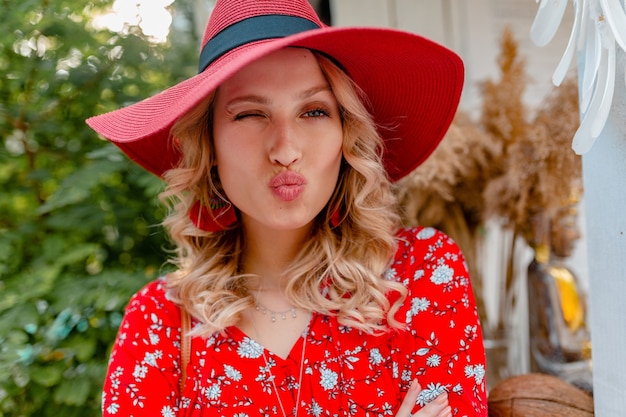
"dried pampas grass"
483,77,581,245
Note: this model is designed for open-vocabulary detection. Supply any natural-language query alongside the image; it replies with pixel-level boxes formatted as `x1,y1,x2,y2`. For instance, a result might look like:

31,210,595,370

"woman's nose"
268,120,302,167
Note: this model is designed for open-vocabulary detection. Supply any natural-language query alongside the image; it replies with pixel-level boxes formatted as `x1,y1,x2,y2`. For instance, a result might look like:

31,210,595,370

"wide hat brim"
86,26,463,182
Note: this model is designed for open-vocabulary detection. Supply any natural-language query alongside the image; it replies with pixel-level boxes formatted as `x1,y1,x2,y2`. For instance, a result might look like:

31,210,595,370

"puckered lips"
269,171,306,201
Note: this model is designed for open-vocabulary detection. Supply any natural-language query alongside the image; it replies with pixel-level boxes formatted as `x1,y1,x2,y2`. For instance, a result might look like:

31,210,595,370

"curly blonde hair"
161,50,407,335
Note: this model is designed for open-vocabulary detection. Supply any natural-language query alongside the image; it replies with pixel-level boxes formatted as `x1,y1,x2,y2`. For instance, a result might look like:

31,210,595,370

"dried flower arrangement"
481,27,582,312
484,78,582,248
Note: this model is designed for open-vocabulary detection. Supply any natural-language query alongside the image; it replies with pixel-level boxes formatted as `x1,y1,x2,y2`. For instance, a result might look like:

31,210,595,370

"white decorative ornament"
530,0,626,154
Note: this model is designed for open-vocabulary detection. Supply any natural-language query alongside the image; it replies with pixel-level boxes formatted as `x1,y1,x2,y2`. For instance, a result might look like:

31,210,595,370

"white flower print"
205,383,222,400
224,364,242,381
338,325,352,334
149,351,164,369
132,364,148,379
430,264,454,285
319,366,339,390
464,364,485,385
256,360,276,394
401,369,412,382
412,297,430,313
406,297,430,323
106,403,120,414
416,382,447,406
464,325,478,340
149,331,160,345
161,405,175,417
233,414,248,417
180,397,191,408
414,269,424,280
462,292,470,308
475,364,485,384
237,337,263,359
383,267,397,281
417,227,436,239
452,383,463,393
143,352,158,367
110,366,123,378
308,399,323,417
109,371,121,390
369,348,384,366
426,354,441,367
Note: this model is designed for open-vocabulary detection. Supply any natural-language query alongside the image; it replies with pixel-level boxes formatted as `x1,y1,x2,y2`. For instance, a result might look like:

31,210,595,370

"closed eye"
233,112,265,121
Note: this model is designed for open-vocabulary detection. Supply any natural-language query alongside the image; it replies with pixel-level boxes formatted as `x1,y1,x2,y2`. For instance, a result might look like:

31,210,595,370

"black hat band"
198,14,321,73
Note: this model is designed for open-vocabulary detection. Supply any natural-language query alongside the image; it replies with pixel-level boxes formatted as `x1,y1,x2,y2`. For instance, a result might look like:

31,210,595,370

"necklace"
251,314,308,417
255,300,298,322
253,287,298,322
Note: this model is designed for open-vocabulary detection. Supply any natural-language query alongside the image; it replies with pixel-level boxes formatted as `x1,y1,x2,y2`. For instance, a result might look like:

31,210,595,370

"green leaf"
65,336,97,362
53,377,90,406
0,303,39,335
37,160,124,214
30,364,63,387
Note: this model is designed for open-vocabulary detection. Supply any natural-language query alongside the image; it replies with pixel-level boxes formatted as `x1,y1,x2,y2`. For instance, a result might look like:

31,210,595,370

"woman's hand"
395,379,452,417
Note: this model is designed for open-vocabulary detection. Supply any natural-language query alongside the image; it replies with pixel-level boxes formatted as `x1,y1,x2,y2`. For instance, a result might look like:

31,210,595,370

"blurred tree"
0,0,197,415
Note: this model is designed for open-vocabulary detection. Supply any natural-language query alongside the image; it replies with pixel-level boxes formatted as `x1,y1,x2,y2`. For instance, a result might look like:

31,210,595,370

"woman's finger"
395,379,421,417
415,392,451,417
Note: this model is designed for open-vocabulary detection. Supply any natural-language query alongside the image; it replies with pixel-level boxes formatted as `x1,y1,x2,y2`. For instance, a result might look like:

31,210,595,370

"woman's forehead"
215,48,333,103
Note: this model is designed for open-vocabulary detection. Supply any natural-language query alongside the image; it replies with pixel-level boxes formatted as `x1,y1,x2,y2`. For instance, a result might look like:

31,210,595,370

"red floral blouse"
102,227,488,416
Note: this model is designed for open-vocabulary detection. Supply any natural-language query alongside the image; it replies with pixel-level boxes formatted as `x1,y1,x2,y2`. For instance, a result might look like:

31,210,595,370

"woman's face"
212,48,343,235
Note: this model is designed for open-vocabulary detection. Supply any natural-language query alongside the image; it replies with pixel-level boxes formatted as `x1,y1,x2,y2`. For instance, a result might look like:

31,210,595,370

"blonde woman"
88,1,487,416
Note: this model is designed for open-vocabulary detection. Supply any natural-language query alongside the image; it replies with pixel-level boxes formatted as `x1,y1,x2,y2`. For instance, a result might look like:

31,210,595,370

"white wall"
581,45,626,416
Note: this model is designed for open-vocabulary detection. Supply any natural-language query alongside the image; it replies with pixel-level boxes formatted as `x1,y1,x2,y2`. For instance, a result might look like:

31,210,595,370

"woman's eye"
303,108,329,118
234,112,262,120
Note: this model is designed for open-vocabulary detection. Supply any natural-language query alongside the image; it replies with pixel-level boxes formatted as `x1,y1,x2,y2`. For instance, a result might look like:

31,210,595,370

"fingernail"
409,379,419,391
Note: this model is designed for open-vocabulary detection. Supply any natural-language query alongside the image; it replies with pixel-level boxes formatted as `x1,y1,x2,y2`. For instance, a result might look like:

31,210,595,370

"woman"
88,1,487,416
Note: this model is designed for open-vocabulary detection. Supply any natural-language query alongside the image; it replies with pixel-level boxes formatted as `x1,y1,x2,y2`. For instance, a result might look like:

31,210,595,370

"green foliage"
0,0,197,415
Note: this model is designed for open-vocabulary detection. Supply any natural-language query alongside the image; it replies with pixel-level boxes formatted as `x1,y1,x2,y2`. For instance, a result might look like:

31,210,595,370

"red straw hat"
86,0,464,182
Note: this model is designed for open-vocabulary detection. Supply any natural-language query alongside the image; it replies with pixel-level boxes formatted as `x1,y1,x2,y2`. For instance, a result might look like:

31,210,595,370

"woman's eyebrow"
224,95,270,109
225,85,332,109
298,85,332,100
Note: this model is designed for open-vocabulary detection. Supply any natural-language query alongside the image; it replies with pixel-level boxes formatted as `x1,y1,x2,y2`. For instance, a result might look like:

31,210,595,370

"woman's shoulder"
392,226,464,265
122,276,181,325
387,226,473,319
127,277,170,304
